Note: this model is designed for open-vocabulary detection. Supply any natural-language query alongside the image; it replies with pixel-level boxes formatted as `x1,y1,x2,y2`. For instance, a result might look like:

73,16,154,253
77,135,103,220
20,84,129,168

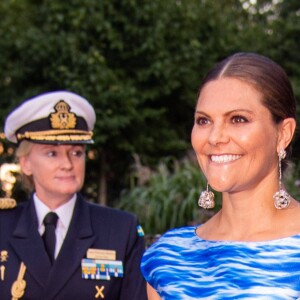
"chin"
209,183,229,193
57,188,79,196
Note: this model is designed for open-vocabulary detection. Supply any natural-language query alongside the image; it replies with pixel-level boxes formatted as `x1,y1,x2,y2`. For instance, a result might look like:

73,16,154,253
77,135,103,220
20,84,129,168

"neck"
206,186,278,241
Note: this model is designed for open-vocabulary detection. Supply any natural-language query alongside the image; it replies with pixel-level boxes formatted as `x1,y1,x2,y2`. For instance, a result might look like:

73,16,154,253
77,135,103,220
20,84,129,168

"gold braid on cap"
15,100,94,142
17,130,93,142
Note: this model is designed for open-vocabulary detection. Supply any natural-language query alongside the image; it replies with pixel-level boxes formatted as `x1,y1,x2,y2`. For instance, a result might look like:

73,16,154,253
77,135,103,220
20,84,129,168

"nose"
208,122,230,146
60,153,73,169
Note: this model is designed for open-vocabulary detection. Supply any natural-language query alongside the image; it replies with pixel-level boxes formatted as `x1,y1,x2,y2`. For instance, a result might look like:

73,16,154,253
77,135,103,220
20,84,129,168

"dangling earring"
198,183,215,209
273,149,291,209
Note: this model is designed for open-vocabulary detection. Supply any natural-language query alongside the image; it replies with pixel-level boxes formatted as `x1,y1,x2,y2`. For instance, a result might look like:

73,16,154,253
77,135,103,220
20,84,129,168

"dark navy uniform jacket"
0,194,147,299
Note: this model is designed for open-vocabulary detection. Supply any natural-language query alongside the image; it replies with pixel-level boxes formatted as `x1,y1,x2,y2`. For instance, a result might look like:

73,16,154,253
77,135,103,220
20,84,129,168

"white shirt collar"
33,193,77,234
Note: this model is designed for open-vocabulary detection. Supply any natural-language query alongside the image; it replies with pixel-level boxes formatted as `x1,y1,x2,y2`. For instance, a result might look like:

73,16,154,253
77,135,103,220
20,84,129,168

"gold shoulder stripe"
0,198,17,209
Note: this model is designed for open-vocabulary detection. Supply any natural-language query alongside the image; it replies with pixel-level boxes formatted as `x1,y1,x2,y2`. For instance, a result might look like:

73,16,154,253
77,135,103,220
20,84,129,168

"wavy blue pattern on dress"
141,226,300,299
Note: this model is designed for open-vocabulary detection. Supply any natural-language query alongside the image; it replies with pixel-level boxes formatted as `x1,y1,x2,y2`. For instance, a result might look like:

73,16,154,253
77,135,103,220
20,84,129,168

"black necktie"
42,212,58,264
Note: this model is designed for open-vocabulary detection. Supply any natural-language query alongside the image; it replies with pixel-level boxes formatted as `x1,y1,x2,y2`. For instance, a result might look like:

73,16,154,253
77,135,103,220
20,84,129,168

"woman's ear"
19,156,32,176
277,118,296,151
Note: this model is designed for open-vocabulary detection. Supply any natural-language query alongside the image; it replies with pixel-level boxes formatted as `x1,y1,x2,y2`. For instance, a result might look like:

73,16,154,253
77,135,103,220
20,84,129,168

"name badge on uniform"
87,249,116,260
82,248,123,281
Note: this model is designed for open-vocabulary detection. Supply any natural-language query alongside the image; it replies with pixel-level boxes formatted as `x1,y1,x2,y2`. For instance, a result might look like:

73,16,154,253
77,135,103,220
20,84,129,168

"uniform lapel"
41,195,96,299
9,200,51,287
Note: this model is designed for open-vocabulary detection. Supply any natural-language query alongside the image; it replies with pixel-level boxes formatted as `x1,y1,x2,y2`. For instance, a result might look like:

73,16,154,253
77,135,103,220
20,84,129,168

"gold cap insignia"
50,100,77,129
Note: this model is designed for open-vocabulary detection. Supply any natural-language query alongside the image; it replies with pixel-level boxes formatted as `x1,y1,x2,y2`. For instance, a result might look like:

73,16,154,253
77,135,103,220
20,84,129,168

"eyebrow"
195,109,254,117
38,144,57,149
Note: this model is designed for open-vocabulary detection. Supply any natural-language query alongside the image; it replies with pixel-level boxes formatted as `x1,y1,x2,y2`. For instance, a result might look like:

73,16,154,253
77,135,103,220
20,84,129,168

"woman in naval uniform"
0,91,147,300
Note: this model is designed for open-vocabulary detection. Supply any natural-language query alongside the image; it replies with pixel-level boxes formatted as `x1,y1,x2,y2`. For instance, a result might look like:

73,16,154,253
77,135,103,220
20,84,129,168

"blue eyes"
46,150,84,157
72,151,84,157
47,151,56,157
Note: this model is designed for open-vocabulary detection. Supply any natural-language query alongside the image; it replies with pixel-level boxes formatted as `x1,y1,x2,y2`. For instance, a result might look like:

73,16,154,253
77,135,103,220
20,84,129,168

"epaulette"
0,198,17,209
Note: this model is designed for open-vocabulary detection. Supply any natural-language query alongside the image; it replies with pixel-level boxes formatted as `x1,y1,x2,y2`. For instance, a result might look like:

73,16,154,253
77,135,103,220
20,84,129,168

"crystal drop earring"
273,149,291,209
198,182,215,209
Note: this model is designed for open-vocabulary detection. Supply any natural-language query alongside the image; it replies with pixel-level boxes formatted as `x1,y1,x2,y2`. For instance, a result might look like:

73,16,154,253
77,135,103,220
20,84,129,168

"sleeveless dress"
140,226,300,299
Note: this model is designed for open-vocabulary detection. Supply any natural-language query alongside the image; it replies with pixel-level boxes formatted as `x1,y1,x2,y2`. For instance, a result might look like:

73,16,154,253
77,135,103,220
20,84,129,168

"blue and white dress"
141,226,300,299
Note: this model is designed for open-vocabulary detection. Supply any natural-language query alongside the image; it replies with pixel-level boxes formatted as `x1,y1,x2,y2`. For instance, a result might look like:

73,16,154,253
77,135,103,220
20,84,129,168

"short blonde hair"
15,140,35,193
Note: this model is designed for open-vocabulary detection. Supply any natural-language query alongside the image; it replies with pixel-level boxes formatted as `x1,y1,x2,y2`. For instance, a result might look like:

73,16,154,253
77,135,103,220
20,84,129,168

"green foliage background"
118,156,222,234
0,0,299,234
118,156,300,235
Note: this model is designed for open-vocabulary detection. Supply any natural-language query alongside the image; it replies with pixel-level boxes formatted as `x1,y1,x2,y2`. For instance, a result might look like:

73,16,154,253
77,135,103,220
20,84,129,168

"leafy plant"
118,155,300,238
118,156,221,235
283,160,300,200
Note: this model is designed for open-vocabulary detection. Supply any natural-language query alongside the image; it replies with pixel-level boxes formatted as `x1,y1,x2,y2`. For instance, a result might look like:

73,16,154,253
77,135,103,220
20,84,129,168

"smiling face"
19,144,86,206
191,77,282,194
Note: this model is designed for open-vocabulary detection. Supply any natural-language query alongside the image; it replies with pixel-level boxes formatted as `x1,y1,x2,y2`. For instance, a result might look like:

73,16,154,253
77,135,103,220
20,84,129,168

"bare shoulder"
195,212,220,240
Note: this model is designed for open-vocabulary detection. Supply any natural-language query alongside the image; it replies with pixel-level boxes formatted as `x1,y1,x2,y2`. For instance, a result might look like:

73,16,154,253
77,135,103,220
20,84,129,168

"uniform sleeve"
119,216,147,300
